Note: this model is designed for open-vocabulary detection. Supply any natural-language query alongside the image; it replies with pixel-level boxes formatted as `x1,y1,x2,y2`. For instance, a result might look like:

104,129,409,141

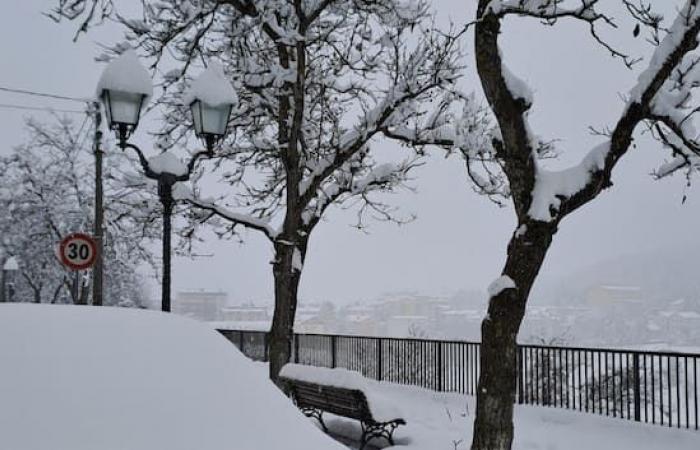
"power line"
0,86,89,103
0,102,86,114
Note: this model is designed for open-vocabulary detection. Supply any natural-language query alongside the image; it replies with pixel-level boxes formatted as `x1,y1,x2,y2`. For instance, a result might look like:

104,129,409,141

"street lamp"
97,53,236,312
96,50,152,147
184,62,237,152
2,257,19,303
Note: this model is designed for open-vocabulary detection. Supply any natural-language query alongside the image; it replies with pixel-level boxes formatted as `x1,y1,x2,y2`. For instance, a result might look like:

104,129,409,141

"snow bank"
0,304,344,450
280,363,402,423
95,49,153,98
183,63,237,107
148,151,188,176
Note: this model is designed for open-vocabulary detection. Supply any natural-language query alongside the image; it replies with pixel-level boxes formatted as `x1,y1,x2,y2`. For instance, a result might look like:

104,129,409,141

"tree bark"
268,237,306,384
472,221,556,450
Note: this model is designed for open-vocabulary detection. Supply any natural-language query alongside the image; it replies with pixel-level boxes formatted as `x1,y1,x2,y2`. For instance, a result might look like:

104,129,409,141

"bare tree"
455,1,700,448
0,115,155,307
50,0,466,382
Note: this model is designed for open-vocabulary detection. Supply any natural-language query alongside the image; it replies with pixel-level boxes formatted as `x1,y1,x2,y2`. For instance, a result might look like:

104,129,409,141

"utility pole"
0,254,5,303
92,102,104,306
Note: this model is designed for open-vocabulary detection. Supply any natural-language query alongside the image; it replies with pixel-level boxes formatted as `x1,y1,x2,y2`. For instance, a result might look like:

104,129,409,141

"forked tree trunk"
268,238,307,384
471,221,556,450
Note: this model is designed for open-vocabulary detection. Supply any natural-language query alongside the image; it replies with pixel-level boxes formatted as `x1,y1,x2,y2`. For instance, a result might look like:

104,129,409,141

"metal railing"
217,329,700,430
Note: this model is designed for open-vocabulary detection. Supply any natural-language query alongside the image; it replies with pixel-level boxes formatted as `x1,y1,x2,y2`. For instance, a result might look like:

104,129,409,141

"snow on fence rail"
217,329,700,431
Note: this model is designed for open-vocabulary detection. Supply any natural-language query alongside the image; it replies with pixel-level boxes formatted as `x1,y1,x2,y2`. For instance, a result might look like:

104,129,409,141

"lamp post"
2,257,19,303
97,53,236,312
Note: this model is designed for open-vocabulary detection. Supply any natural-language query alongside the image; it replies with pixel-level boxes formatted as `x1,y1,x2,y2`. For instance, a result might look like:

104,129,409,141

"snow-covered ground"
2,303,697,450
277,364,700,450
0,304,344,450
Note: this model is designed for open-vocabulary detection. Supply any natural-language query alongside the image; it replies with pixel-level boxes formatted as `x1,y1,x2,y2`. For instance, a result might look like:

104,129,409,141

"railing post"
633,353,641,422
377,338,383,381
437,341,443,392
331,335,337,368
263,332,268,362
518,345,525,405
294,334,300,363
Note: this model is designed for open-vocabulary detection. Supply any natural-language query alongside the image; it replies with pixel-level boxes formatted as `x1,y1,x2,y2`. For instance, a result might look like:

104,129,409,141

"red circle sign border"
59,233,98,271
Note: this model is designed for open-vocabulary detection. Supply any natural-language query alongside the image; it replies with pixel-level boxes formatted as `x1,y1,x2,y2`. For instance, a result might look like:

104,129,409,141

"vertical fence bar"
597,351,602,414
558,349,563,408
437,341,443,392
377,338,383,381
294,334,300,364
331,335,337,368
694,356,698,430
676,356,681,428
633,353,641,422
626,353,631,420
263,332,268,362
685,356,689,429
518,346,524,404
604,352,610,417
668,355,672,427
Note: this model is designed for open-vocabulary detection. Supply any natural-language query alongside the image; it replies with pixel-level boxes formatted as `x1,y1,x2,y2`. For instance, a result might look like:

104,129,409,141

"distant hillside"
531,246,700,308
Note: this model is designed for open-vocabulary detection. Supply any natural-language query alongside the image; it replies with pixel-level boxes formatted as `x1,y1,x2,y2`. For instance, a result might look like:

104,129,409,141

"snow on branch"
525,0,700,221
486,0,601,19
173,184,279,241
299,30,462,204
302,156,421,228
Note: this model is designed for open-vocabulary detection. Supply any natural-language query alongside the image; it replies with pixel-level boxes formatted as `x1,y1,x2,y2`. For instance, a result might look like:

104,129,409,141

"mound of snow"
0,304,344,450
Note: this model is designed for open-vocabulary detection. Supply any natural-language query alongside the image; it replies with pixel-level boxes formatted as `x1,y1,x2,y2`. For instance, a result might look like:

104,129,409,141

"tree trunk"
471,221,555,450
268,238,306,384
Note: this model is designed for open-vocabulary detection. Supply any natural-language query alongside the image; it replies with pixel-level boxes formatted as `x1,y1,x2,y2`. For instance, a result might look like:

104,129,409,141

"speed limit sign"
58,233,98,271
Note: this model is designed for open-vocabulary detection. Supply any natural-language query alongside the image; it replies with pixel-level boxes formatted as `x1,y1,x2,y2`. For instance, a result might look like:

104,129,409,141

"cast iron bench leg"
360,420,401,449
301,407,328,433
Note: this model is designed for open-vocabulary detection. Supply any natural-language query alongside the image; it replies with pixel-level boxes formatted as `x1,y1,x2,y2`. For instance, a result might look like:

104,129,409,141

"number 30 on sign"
59,233,98,271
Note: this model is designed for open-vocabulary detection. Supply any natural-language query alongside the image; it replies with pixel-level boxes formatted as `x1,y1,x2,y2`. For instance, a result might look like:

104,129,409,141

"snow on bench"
280,363,405,448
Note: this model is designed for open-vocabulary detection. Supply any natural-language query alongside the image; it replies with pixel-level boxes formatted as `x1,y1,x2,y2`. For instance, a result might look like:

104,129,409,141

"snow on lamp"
184,63,237,151
96,50,153,146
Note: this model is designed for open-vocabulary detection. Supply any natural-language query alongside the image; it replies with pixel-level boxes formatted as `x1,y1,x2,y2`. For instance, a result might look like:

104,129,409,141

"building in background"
221,304,269,322
585,285,642,307
173,290,228,321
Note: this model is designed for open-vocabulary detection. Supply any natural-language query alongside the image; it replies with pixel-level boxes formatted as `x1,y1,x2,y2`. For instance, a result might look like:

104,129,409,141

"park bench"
280,369,406,449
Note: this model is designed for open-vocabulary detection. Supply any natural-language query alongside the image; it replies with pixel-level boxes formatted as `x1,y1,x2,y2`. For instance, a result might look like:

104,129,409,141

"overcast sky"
1,1,699,308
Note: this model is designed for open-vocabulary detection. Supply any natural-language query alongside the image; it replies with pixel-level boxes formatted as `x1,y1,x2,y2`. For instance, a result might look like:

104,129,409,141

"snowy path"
277,369,700,450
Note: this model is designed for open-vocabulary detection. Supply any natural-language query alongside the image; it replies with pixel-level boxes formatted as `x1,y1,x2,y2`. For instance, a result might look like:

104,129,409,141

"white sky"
1,1,699,307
